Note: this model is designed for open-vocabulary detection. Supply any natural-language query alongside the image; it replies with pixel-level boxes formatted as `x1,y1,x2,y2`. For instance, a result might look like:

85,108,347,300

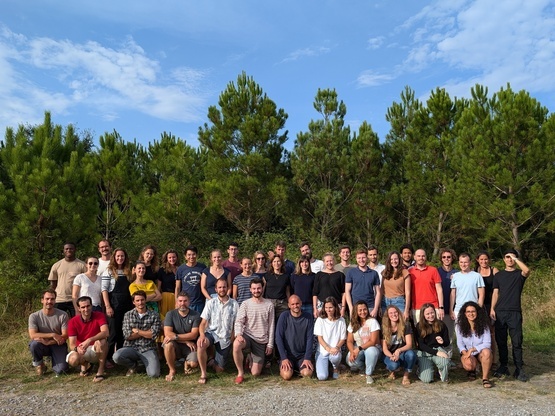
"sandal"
93,374,105,383
482,378,492,388
198,376,207,384
234,375,244,384
80,363,93,377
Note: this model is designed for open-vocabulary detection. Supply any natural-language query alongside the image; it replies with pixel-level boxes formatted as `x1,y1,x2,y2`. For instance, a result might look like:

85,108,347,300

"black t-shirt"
493,269,527,312
387,323,413,353
264,272,291,300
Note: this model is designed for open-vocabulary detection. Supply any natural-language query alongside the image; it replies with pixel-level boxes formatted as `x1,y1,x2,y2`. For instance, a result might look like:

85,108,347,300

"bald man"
409,249,444,323
274,295,314,380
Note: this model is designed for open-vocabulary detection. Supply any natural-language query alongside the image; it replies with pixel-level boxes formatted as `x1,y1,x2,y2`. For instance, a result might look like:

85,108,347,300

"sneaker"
493,366,510,378
332,368,339,380
514,368,528,382
366,375,374,384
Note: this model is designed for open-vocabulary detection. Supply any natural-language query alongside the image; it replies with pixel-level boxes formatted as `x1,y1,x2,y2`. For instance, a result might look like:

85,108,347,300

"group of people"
29,239,530,387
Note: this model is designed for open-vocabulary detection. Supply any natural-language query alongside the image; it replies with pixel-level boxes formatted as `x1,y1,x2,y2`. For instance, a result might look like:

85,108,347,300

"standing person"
72,256,102,313
129,261,162,313
416,303,451,383
290,256,316,315
197,279,238,384
437,248,458,341
475,250,498,363
113,290,161,378
223,242,242,280
264,254,291,321
201,249,232,299
491,249,531,381
274,241,296,275
233,257,256,306
300,242,324,273
66,296,109,382
400,243,415,269
312,253,346,318
275,295,314,381
233,278,275,384
48,242,87,317
381,251,411,320
450,253,485,321
28,289,69,376
138,245,159,282
101,248,133,367
345,301,381,384
367,245,385,285
345,250,381,319
334,245,354,274
175,246,207,313
314,297,346,381
158,249,180,321
252,250,268,279
456,301,493,388
382,305,416,385
410,249,445,323
162,292,201,381
97,239,111,276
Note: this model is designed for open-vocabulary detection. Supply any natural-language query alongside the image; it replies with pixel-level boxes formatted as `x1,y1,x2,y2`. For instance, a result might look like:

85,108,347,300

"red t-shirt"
68,311,107,345
410,266,441,309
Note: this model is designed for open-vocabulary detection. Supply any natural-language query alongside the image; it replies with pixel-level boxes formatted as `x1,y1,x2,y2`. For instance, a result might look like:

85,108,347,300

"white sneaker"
366,375,374,384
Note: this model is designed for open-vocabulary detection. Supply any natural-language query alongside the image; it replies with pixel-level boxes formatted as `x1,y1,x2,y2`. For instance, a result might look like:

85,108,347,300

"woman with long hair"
200,249,232,299
290,255,316,315
252,250,268,279
382,305,416,385
264,255,291,321
381,251,411,320
475,250,498,363
416,303,451,383
73,256,102,312
129,260,162,312
157,249,180,320
314,297,346,381
101,248,133,366
456,301,493,388
312,253,346,319
346,301,381,384
139,244,159,281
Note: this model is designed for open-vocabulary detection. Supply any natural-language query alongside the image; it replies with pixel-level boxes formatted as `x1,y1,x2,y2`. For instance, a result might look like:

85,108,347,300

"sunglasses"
441,256,451,259
256,257,265,260
88,262,99,265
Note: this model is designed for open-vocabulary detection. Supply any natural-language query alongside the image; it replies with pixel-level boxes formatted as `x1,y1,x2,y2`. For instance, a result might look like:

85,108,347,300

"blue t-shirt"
437,267,458,313
176,262,206,305
346,267,380,308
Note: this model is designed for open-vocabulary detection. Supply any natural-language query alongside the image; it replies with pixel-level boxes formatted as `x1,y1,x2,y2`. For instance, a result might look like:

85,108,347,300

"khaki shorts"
66,345,99,364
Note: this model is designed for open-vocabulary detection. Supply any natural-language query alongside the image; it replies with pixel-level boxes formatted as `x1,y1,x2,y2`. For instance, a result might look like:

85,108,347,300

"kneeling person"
275,295,314,380
66,296,109,382
163,291,201,381
197,278,238,384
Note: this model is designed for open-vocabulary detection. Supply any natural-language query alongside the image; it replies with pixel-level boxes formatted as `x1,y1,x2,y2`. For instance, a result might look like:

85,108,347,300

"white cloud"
367,36,384,50
280,46,331,64
0,26,209,133
356,70,394,87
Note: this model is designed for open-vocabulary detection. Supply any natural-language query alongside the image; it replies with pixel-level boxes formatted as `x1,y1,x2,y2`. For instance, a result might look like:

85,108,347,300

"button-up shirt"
122,308,161,353
201,296,238,349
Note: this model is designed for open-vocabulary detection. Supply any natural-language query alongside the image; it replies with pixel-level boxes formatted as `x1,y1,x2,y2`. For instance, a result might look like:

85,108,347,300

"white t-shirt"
347,318,381,347
311,259,325,273
73,273,102,307
314,316,346,356
97,259,111,276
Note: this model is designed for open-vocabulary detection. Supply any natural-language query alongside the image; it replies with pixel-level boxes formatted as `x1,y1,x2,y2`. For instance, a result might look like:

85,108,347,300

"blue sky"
1,0,554,149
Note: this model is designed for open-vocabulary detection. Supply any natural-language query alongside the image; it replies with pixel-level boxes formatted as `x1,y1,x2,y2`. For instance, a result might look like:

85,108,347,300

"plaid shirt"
122,308,161,353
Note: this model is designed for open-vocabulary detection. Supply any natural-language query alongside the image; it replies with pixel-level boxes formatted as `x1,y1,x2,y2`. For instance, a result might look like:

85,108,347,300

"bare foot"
388,371,396,380
198,376,207,384
402,374,411,385
165,372,176,382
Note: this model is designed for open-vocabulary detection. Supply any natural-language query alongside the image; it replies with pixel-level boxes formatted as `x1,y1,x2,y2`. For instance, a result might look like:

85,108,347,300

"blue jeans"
382,296,406,314
315,351,342,380
301,304,313,315
113,347,160,377
383,349,416,372
190,302,205,314
346,346,381,376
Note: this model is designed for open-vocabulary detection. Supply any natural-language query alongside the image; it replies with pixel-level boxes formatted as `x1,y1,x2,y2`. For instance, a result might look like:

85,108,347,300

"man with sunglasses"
490,249,530,381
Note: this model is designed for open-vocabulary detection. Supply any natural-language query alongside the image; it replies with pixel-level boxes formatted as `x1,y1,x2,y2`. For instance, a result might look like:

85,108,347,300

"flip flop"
198,376,207,384
80,363,93,377
93,374,105,383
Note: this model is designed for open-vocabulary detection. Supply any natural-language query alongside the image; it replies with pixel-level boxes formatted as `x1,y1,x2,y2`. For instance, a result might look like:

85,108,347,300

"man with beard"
300,242,324,273
175,246,207,313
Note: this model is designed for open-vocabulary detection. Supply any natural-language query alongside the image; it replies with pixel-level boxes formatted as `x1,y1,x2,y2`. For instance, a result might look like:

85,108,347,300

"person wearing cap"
490,249,530,381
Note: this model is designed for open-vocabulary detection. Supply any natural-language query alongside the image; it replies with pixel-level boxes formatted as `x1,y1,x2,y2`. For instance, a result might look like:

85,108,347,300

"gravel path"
1,371,554,416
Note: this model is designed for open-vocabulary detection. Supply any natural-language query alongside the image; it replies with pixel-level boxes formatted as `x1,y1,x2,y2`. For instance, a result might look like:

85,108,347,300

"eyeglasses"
88,262,99,265
256,257,265,260
441,256,451,259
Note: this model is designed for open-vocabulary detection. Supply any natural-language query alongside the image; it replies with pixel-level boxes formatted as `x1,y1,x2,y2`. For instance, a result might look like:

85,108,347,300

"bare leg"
232,339,246,378
164,342,177,381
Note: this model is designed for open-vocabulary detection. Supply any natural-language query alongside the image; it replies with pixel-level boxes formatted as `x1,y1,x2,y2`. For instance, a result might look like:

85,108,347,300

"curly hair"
382,251,404,280
456,301,489,338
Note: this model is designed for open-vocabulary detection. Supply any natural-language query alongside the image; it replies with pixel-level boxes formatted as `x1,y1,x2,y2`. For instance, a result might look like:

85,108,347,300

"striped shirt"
234,298,275,348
